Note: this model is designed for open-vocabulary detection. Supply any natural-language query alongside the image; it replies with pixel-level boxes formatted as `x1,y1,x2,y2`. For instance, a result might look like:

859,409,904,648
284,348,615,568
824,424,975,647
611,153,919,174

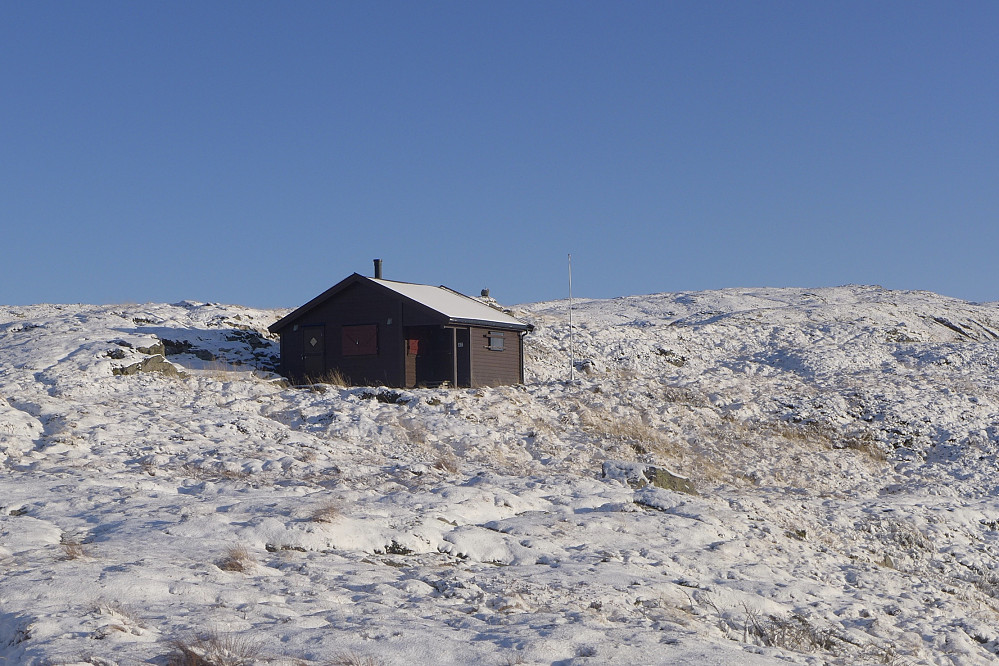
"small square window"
486,331,505,351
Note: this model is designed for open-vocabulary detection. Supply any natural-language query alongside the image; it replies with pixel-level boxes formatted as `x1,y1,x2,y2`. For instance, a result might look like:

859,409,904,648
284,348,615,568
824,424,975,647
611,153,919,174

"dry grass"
310,500,342,523
864,516,933,553
205,359,239,380
499,655,529,666
167,630,263,666
433,452,461,474
60,533,88,560
180,462,251,482
399,417,428,447
578,407,676,457
327,653,383,666
743,606,845,655
217,545,256,573
306,368,349,388
763,421,887,463
95,598,146,629
963,564,999,598
840,433,888,462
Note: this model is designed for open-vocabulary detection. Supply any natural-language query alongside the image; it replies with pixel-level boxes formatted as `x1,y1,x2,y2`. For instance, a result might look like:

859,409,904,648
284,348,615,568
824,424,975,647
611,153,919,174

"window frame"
486,330,505,351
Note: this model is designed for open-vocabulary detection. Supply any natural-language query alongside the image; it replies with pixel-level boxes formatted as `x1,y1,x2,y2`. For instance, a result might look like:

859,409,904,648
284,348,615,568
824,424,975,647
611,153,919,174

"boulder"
601,460,697,495
112,354,182,378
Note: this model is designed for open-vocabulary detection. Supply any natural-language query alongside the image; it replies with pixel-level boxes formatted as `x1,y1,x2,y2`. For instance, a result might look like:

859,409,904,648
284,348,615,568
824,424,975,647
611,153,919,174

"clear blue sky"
3,2,997,307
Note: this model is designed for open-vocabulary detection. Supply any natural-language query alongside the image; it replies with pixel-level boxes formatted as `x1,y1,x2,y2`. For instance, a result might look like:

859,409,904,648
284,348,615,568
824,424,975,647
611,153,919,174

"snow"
2,287,999,664
369,278,529,328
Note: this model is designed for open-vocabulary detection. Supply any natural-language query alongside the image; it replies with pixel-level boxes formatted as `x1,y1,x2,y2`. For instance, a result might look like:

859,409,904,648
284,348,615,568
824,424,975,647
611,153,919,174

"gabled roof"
269,274,531,333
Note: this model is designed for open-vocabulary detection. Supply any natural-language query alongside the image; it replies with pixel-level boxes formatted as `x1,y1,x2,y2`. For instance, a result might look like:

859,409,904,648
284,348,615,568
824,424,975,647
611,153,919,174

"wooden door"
456,328,470,387
302,325,325,379
404,327,424,387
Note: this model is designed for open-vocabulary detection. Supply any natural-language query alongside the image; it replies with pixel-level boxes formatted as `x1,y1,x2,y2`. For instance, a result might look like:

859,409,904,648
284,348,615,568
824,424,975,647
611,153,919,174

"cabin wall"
468,326,523,387
278,281,405,385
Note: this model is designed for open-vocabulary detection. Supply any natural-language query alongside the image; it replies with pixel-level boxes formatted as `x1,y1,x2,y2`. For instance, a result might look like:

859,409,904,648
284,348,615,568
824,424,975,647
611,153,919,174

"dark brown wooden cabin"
268,270,532,388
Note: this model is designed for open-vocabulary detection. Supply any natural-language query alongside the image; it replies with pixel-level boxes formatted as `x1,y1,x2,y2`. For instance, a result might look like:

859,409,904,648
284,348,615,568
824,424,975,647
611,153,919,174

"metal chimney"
373,259,383,279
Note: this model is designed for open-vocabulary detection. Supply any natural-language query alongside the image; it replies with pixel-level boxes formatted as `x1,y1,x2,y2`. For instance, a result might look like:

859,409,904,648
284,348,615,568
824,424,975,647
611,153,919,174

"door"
302,325,325,379
405,326,431,387
455,328,470,387
404,327,419,387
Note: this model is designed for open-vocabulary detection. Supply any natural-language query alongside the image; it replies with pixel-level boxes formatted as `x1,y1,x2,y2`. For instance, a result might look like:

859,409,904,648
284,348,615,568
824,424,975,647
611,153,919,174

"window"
342,324,378,356
486,331,505,351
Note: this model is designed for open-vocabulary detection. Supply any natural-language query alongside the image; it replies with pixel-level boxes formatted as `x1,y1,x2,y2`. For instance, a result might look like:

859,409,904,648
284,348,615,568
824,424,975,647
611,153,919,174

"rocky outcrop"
112,354,182,378
601,460,697,495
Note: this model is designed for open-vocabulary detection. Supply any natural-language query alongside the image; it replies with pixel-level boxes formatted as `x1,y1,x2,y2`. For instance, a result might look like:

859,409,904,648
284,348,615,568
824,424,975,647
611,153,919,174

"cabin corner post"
519,330,526,384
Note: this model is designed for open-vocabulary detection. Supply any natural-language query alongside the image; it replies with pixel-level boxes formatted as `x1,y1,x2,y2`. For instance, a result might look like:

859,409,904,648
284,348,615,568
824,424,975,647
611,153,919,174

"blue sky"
3,2,997,307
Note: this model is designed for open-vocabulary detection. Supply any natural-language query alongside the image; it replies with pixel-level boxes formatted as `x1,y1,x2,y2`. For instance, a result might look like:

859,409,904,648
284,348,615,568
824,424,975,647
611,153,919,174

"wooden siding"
468,326,522,387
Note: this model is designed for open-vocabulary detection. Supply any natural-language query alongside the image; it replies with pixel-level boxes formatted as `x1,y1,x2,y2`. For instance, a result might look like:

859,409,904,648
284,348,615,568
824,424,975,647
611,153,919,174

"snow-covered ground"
3,286,999,665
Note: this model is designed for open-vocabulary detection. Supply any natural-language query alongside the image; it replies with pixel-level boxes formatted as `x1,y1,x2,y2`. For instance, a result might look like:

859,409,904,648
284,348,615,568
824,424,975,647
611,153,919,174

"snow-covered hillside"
3,286,999,665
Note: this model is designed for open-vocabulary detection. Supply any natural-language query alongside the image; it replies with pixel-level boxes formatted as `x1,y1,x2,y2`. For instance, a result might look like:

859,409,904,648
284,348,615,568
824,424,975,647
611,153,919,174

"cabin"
268,261,533,388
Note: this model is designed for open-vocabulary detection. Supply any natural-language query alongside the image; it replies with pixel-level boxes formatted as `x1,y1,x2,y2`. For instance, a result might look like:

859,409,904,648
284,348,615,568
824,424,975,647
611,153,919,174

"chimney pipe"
373,259,383,280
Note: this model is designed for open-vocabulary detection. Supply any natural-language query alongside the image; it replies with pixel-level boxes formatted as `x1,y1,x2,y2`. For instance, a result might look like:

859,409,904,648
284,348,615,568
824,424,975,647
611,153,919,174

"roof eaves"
446,317,532,331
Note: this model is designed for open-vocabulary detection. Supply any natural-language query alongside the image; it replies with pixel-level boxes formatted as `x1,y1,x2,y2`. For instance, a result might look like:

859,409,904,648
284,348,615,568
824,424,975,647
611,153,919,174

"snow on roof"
370,278,528,328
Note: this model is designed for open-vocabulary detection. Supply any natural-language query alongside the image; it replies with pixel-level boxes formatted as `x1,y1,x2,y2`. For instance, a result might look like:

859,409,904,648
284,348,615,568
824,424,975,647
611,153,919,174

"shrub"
383,540,414,555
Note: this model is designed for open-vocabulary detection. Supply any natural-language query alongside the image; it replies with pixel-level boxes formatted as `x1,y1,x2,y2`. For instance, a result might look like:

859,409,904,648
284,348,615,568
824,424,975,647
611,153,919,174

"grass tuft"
60,533,88,560
433,452,461,474
310,500,342,523
327,653,383,666
167,630,263,666
304,368,349,388
217,545,256,573
743,606,845,654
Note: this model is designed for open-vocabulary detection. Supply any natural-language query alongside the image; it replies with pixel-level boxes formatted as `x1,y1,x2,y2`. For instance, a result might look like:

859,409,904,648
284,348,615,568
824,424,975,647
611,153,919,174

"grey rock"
112,354,182,378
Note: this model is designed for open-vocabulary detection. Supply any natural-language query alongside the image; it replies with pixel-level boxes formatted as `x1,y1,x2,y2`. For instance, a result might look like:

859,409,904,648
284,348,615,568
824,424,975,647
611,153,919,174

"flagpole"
568,253,574,382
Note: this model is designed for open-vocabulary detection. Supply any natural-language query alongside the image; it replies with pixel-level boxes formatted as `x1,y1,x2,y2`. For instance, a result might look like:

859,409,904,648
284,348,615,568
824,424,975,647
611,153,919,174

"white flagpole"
568,253,574,382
